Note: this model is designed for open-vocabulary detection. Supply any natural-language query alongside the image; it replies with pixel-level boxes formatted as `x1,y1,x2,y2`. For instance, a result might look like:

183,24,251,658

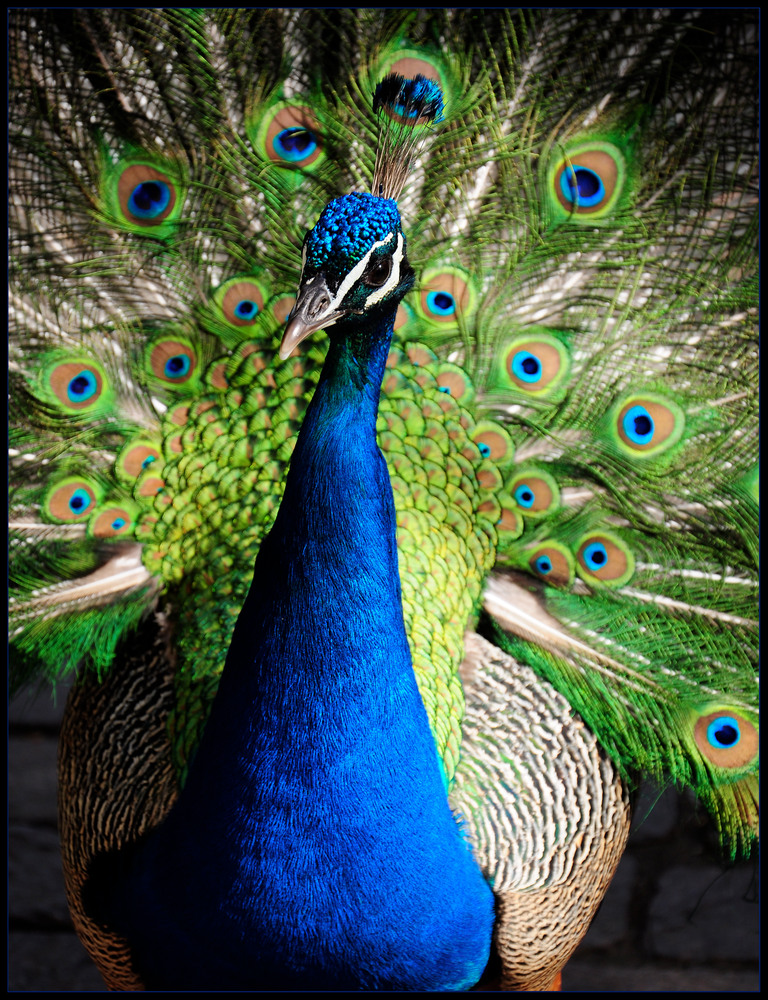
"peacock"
9,9,758,992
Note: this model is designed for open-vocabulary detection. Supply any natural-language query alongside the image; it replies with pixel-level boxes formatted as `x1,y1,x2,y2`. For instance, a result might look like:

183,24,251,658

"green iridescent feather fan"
9,5,757,899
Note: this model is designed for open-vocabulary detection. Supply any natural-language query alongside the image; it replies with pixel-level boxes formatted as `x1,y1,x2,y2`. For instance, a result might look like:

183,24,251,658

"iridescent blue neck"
317,306,395,405
106,303,493,990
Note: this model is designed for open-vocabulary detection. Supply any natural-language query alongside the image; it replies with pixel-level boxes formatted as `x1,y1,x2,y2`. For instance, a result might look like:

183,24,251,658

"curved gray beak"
278,277,347,360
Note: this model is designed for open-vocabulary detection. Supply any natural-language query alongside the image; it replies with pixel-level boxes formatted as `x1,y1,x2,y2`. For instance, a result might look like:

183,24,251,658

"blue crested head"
277,72,446,361
280,192,415,359
305,193,402,272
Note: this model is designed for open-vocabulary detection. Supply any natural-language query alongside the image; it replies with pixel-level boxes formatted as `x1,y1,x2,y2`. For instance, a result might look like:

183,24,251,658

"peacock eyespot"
426,290,455,316
575,532,634,586
116,440,163,482
622,405,654,445
527,543,574,587
584,541,606,568
515,485,535,508
559,165,604,208
65,369,100,404
44,478,102,523
258,105,323,170
147,339,198,386
67,370,98,403
47,361,106,412
508,470,559,516
128,180,171,219
117,164,178,227
237,301,257,320
694,711,758,769
708,718,740,748
90,505,136,539
166,355,190,378
218,279,270,328
512,351,542,383
613,395,685,457
502,335,570,396
274,127,318,162
471,422,515,468
551,144,624,218
417,269,474,324
69,489,90,513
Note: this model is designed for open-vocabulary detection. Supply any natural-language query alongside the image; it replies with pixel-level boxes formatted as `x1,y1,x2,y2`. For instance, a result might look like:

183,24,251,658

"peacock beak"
279,276,348,359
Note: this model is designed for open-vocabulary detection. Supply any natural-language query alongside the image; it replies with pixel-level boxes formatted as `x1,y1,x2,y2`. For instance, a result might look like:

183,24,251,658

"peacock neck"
180,302,415,792
118,306,493,991
324,305,395,385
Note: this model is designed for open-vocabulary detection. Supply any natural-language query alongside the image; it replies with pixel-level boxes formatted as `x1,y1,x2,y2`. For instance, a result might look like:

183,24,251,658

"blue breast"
98,325,494,989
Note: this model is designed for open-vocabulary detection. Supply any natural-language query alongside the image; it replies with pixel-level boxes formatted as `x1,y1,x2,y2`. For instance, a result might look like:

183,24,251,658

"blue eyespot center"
274,128,317,162
623,404,655,444
514,484,535,508
67,370,98,402
634,414,652,436
111,517,127,530
128,181,171,219
478,442,491,458
707,716,741,749
426,290,456,316
535,555,552,575
165,354,191,379
141,455,156,469
583,541,608,570
512,350,542,383
234,299,259,320
560,166,605,208
69,488,90,514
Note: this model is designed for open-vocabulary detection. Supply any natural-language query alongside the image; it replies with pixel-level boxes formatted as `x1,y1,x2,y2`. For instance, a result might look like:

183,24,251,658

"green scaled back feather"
9,10,757,852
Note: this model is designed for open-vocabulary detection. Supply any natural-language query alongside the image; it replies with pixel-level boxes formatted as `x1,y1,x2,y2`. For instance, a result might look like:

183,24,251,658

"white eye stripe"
364,233,403,307
295,242,310,289
328,230,396,310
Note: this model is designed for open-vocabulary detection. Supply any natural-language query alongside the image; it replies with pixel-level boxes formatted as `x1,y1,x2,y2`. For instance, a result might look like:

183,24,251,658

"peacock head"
279,74,444,361
279,193,414,360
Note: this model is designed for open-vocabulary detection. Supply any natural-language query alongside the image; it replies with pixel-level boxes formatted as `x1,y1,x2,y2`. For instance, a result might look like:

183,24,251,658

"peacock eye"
364,256,393,288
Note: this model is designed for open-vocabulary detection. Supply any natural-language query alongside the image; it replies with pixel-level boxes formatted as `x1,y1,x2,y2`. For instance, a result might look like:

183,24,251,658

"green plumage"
9,9,758,981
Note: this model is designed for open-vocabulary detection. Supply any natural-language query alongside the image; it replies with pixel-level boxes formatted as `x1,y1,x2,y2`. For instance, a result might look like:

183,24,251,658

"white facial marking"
364,233,404,307
328,231,396,311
